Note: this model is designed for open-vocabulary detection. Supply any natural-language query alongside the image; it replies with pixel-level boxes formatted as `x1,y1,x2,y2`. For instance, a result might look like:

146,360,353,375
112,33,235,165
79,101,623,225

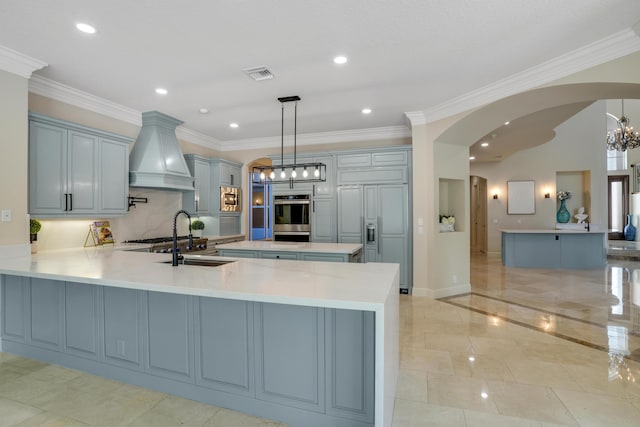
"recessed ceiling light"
155,88,168,95
76,23,96,34
199,108,209,114
333,56,348,64
481,142,489,147
469,156,476,160
229,123,239,128
481,392,488,399
504,121,510,126
362,108,372,114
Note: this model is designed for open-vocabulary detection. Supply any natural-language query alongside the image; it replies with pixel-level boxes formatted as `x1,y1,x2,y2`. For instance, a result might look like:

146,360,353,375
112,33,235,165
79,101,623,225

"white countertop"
216,240,363,254
0,247,394,311
499,229,605,234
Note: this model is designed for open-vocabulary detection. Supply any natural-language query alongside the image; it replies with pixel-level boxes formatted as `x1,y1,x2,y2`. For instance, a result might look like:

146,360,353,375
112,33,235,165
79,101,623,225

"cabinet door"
312,197,336,243
64,282,100,359
67,130,98,214
337,186,363,244
195,297,253,396
254,302,325,412
29,278,63,350
219,163,231,186
229,165,241,187
377,185,410,288
194,158,212,213
29,121,68,214
144,291,194,382
99,138,129,214
219,215,241,236
260,251,299,260
325,309,375,423
103,287,141,369
2,275,28,342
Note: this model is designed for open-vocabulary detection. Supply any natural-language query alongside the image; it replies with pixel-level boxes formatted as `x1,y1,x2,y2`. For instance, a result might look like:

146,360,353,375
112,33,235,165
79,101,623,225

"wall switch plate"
1,210,10,222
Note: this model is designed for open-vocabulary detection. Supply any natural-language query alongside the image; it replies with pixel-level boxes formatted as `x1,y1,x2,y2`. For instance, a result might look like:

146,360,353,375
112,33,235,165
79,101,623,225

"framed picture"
507,180,535,214
87,221,114,246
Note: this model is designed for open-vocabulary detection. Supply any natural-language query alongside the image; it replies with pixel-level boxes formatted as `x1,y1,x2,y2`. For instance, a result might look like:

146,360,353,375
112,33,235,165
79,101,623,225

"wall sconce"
493,193,499,200
544,193,550,199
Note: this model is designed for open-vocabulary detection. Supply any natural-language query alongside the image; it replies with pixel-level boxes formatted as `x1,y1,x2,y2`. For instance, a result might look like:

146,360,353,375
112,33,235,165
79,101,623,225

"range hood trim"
129,111,195,191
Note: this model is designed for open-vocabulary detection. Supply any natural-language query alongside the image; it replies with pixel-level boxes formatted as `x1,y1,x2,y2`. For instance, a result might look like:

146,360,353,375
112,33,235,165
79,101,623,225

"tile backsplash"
36,189,199,251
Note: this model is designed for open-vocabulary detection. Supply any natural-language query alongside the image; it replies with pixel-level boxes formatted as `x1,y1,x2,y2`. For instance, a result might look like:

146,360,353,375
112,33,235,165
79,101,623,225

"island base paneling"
1,275,375,427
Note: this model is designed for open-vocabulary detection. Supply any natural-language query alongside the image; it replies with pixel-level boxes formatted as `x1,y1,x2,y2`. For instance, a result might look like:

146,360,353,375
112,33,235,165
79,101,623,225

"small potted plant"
191,219,205,237
30,219,41,253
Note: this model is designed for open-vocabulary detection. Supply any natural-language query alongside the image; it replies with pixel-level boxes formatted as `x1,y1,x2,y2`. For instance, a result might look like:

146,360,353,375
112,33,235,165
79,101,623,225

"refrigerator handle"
361,216,365,246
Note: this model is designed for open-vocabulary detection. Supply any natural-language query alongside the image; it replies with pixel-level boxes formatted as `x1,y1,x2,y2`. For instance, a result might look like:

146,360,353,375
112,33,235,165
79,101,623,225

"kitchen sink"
159,258,236,267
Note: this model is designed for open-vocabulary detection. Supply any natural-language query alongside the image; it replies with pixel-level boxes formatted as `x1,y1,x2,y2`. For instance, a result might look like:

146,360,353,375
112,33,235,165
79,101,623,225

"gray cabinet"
213,158,242,188
28,113,132,218
195,298,254,396
103,287,142,368
254,303,325,412
326,309,375,423
144,291,194,382
1,276,377,427
64,282,100,359
182,155,211,215
338,184,411,291
29,278,63,350
260,251,299,260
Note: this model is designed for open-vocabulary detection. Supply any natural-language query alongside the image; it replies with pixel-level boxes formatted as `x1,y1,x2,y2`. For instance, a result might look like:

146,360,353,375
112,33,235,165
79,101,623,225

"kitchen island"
501,229,607,269
0,248,398,427
216,240,363,263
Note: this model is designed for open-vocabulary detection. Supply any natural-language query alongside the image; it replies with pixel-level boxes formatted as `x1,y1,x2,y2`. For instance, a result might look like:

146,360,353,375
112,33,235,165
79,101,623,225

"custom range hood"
129,111,194,191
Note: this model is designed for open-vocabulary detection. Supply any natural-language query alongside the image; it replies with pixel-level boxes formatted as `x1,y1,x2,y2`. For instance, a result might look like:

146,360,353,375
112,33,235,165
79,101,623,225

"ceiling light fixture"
607,99,640,151
334,56,348,64
253,96,326,186
76,23,96,34
481,142,489,147
155,88,168,95
469,156,476,160
504,121,510,126
229,122,239,128
199,108,209,114
362,108,372,114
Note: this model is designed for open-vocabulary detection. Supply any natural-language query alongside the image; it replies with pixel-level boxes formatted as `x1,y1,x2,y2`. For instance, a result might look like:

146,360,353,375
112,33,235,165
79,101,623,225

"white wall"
470,101,607,253
0,70,29,254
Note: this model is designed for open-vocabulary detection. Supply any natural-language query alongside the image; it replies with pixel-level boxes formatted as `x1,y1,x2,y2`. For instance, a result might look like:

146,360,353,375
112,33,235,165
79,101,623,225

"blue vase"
624,214,636,241
556,199,570,223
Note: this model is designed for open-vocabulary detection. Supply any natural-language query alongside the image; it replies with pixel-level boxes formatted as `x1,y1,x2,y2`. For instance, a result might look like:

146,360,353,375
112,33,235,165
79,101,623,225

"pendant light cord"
294,101,297,165
280,102,284,167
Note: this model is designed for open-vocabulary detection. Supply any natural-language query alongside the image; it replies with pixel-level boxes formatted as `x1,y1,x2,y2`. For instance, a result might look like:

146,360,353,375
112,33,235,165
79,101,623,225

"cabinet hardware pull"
64,193,68,211
69,193,73,211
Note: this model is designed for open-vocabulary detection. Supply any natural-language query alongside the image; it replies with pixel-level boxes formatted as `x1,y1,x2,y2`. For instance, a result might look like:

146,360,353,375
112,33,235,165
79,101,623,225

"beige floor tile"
400,348,454,374
127,394,221,426
554,387,640,427
450,353,515,381
463,409,546,426
0,375,71,405
204,407,285,426
392,398,467,427
486,380,579,426
424,333,473,354
426,372,498,414
563,360,640,399
0,397,43,427
14,412,89,427
396,369,428,402
505,359,582,390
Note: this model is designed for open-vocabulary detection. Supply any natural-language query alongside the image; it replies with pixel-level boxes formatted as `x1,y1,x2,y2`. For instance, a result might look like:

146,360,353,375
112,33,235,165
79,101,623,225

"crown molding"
176,126,223,150
0,44,47,78
29,75,143,126
423,27,640,123
221,125,410,151
404,111,427,127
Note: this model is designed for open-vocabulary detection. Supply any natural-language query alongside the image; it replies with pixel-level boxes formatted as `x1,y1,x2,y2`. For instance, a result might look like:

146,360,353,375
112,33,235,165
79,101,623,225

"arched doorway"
247,158,273,240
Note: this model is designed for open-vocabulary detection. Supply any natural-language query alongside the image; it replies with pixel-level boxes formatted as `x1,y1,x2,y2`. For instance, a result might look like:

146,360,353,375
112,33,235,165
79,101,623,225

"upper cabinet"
28,113,132,218
214,159,242,187
182,155,212,215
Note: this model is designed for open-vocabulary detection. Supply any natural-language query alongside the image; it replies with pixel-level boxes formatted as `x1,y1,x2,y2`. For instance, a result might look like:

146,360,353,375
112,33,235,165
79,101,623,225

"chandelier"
607,99,640,151
252,96,326,185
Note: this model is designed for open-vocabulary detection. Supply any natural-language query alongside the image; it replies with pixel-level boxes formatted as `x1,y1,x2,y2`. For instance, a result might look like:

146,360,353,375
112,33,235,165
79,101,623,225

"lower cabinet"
1,275,375,427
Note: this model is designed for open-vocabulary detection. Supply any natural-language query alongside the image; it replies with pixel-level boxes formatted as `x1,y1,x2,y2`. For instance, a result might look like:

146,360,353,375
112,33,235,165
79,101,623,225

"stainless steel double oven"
273,194,310,242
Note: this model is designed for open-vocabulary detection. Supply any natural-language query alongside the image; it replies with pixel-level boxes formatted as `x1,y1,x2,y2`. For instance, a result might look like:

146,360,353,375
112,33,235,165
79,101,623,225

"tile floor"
3,252,640,426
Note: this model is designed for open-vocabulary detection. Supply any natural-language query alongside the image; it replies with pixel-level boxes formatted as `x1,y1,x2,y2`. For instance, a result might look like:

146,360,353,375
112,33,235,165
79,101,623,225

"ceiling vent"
244,66,274,81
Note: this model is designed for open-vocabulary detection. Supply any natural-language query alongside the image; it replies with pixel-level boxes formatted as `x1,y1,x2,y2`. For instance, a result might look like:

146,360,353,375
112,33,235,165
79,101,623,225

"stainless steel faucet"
172,210,193,266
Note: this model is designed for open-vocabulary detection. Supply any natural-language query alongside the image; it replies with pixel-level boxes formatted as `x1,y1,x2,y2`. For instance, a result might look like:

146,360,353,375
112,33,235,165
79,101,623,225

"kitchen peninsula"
501,229,607,269
0,249,397,427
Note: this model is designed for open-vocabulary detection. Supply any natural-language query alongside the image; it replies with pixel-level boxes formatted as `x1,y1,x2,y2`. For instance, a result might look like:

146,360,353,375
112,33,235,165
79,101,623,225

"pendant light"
252,96,326,185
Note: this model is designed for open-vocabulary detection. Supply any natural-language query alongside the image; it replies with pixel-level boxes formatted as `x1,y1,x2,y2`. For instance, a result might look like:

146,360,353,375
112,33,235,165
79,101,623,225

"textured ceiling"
2,0,640,148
